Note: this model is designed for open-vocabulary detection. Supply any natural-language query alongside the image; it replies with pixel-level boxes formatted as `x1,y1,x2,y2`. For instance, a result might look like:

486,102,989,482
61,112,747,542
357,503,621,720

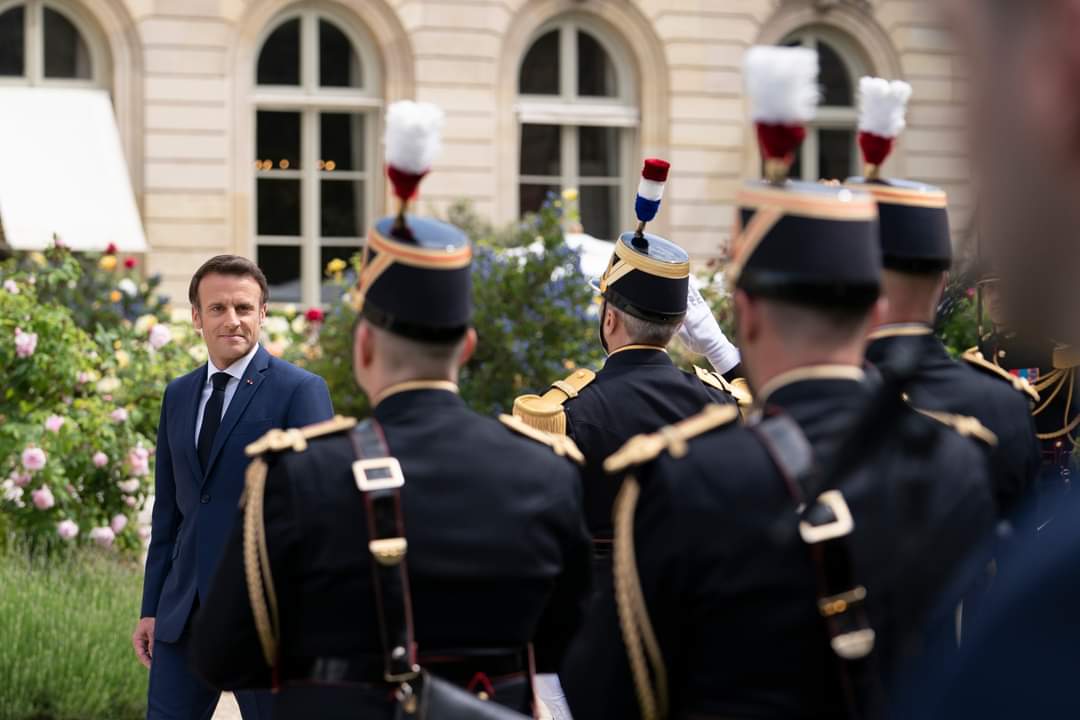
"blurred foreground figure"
189,101,591,719
562,46,996,720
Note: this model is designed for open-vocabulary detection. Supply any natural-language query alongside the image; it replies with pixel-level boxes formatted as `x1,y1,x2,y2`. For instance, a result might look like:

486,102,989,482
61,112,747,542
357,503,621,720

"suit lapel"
182,368,205,484
201,347,270,484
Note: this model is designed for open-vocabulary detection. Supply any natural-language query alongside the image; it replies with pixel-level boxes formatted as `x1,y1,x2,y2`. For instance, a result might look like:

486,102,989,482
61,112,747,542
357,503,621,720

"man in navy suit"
132,255,333,719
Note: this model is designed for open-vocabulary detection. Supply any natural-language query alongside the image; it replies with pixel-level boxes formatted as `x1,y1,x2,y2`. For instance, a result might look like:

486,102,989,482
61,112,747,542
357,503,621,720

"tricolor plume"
635,158,670,231
857,77,912,179
384,100,445,206
743,45,820,184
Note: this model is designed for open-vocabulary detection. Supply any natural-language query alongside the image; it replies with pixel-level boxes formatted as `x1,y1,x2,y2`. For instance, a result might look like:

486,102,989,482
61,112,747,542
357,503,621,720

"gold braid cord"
613,476,669,720
243,457,281,668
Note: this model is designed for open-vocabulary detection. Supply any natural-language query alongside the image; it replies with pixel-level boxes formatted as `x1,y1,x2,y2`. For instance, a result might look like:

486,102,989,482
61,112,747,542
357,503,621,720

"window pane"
257,111,301,170
257,18,300,85
321,112,363,172
0,6,25,77
579,126,620,178
818,40,853,107
44,8,91,79
320,246,360,302
257,178,301,236
258,245,301,302
319,19,361,88
818,129,855,181
321,180,363,237
520,124,561,177
518,29,558,95
580,185,619,240
577,30,617,98
519,184,559,215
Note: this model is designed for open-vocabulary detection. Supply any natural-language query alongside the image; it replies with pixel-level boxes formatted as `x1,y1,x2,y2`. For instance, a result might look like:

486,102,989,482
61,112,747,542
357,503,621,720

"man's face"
191,273,265,368
946,0,1080,342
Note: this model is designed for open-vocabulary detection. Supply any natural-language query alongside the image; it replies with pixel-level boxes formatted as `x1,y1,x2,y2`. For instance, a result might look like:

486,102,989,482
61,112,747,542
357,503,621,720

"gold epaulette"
512,368,596,436
910,406,999,448
499,414,586,465
244,415,358,457
961,348,1040,403
693,365,754,407
603,403,739,474
1053,346,1080,370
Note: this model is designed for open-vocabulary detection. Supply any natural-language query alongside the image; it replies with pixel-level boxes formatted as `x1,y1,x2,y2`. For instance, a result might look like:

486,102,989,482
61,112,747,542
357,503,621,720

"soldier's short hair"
189,255,269,309
761,298,872,348
369,322,465,376
615,306,684,348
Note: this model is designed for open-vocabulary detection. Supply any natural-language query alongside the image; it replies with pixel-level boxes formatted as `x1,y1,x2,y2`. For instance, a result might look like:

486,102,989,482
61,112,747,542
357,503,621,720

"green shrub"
0,545,146,720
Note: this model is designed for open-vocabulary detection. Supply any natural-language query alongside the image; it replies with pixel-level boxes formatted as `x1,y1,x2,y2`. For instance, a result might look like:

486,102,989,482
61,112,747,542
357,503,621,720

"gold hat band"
736,186,878,222
844,182,948,209
598,237,690,292
368,225,473,270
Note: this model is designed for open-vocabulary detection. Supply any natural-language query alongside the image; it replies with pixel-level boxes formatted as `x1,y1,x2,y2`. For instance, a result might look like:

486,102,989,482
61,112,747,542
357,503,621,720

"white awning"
0,87,146,251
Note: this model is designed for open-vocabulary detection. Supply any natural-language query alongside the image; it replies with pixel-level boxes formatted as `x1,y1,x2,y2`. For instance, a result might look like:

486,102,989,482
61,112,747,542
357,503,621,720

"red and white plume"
743,45,820,183
857,77,912,179
385,100,445,205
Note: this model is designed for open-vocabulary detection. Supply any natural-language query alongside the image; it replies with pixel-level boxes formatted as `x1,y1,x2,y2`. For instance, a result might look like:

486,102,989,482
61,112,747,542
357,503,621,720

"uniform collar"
206,342,260,385
603,344,672,370
372,379,460,407
868,323,933,340
757,364,866,407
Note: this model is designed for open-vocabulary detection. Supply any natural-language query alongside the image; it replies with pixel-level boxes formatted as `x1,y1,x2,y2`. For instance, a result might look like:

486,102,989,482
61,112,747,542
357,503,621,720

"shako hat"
845,77,951,273
730,46,881,309
596,158,691,323
354,101,472,342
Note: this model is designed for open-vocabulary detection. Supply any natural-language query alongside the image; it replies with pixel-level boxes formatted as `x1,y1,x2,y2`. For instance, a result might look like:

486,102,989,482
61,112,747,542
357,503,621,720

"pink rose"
116,478,140,494
57,520,79,540
138,526,151,541
76,371,91,385
12,473,30,488
14,328,38,359
149,324,172,350
22,447,46,471
128,447,150,477
110,514,128,533
89,526,115,547
123,495,137,507
92,452,109,468
110,408,128,423
31,485,55,510
4,279,19,294
44,415,65,433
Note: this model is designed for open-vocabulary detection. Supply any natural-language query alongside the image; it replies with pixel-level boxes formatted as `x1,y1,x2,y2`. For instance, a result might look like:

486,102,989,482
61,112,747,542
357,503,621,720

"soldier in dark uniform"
189,101,592,719
562,46,997,720
973,275,1080,529
845,77,1041,522
512,158,745,552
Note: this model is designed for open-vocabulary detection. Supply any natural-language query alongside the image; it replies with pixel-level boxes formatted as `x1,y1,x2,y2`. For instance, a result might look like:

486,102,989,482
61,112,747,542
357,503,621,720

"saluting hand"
132,616,155,668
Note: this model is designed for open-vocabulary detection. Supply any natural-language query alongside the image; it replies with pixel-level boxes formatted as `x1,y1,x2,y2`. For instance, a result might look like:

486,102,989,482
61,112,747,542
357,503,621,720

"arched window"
0,0,107,85
252,8,380,305
516,18,638,241
782,28,867,182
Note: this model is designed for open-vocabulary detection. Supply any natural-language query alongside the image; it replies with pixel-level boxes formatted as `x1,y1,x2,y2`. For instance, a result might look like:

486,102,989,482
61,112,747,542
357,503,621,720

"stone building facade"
0,0,967,306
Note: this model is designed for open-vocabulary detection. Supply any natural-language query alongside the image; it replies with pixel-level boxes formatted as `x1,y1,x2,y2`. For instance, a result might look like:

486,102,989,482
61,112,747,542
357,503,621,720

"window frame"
783,26,868,182
251,7,383,307
514,16,639,240
0,0,109,88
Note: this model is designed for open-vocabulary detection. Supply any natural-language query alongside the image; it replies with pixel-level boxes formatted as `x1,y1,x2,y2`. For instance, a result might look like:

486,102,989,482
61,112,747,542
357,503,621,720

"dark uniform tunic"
866,325,1040,518
190,387,593,718
977,333,1080,526
563,371,997,720
564,346,734,542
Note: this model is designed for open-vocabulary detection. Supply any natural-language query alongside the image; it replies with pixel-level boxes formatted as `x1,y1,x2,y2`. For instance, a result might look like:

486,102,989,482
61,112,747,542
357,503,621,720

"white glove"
678,283,741,374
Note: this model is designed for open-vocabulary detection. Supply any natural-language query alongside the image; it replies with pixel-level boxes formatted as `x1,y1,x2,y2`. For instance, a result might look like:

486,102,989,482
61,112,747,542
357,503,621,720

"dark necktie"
197,372,231,471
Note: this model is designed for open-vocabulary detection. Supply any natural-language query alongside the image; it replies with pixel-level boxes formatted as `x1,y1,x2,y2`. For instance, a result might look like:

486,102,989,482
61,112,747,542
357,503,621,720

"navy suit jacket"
141,345,333,643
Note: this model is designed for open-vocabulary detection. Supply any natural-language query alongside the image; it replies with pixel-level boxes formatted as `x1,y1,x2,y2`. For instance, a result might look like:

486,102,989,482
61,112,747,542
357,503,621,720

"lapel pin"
245,378,254,385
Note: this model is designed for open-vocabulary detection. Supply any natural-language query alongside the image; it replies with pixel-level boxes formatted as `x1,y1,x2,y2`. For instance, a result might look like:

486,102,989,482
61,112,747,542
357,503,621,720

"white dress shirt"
194,342,261,445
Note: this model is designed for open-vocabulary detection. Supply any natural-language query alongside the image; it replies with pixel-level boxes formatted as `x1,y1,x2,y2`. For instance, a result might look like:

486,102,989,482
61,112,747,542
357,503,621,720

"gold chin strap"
243,457,280,668
726,205,784,288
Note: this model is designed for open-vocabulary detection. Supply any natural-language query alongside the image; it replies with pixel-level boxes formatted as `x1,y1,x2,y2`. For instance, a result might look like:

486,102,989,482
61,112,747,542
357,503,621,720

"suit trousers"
147,615,271,720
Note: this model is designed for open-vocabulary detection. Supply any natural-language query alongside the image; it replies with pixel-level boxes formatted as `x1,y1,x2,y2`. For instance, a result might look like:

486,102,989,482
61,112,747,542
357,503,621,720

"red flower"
305,307,325,323
105,243,118,255
124,257,137,269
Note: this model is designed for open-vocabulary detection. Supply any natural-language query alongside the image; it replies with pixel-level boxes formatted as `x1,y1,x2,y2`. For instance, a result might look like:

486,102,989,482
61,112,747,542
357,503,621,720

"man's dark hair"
188,255,269,309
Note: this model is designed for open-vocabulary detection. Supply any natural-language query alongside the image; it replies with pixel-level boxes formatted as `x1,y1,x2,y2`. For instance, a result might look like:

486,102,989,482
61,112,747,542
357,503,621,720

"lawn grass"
0,544,146,720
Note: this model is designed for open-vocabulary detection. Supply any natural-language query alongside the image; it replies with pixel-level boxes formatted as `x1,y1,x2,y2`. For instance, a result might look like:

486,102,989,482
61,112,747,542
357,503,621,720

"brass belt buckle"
799,490,855,544
353,457,405,492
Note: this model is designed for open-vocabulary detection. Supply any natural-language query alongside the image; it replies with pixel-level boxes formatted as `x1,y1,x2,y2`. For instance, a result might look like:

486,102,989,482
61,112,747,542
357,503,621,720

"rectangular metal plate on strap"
353,457,405,492
799,490,855,544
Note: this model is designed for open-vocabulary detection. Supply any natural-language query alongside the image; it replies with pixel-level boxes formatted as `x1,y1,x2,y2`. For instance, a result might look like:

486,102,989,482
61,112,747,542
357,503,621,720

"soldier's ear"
733,290,756,345
867,296,889,335
354,321,375,369
457,328,478,368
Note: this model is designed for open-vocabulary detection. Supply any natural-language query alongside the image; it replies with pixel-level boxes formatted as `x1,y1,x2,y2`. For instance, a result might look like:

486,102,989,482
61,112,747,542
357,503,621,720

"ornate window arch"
515,14,638,240
250,5,383,306
0,0,110,87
